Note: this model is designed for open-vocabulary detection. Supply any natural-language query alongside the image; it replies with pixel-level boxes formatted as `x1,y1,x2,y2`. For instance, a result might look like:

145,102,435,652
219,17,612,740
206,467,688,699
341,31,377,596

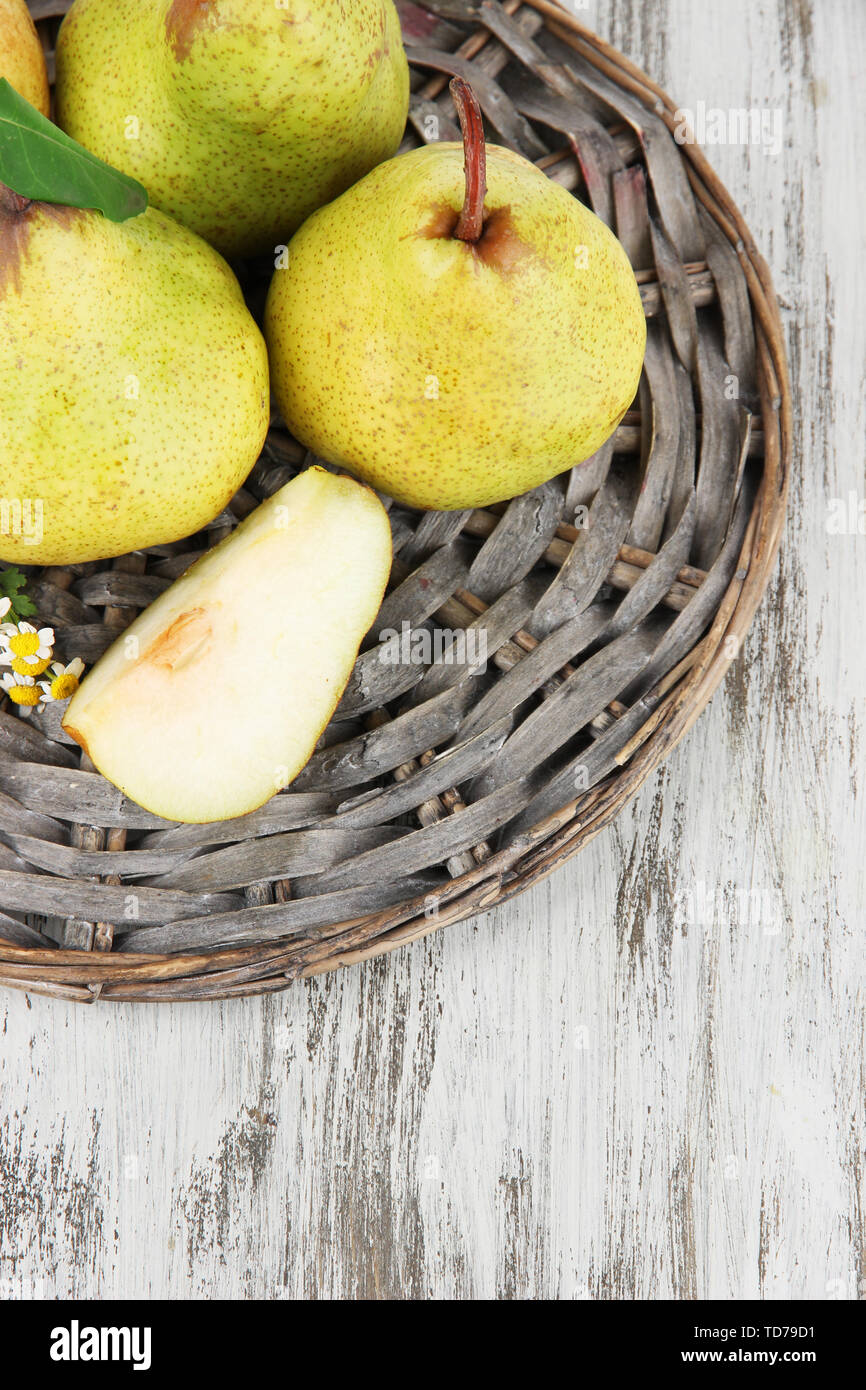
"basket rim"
0,0,791,1001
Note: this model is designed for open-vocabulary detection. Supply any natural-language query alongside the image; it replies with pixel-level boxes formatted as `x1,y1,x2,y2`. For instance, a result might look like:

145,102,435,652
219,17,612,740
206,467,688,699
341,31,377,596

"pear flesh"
265,142,647,511
0,0,50,116
0,195,269,566
63,468,392,824
55,0,410,259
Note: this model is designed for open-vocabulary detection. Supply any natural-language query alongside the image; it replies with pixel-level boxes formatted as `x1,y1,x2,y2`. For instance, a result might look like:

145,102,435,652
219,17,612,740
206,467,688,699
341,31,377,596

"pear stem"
450,77,487,243
0,183,32,215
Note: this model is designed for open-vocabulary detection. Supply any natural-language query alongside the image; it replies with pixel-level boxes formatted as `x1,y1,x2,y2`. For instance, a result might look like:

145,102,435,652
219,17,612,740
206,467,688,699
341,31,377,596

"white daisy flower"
39,657,86,703
1,670,42,712
0,620,55,667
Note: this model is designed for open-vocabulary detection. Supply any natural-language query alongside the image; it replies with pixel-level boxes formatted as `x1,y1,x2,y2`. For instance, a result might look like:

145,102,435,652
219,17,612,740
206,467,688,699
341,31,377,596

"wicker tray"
0,0,790,1002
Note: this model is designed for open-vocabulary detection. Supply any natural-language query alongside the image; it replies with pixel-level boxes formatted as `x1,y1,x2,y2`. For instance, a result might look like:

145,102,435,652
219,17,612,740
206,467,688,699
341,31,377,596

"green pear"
63,467,392,824
265,80,646,512
0,188,269,566
0,0,49,116
55,0,410,260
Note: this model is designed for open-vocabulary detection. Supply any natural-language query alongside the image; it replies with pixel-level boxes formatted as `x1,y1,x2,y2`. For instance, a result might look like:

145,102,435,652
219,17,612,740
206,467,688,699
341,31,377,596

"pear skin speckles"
166,0,217,61
0,204,269,566
0,195,83,298
265,143,647,512
55,0,410,259
0,0,50,115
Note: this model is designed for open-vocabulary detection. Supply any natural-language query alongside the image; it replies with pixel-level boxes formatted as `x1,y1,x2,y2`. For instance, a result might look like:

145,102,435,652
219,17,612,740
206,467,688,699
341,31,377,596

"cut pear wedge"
63,468,392,823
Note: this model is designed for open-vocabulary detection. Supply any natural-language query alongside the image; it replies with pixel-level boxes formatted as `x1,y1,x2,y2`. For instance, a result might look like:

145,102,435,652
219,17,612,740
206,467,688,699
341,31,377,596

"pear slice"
63,468,392,824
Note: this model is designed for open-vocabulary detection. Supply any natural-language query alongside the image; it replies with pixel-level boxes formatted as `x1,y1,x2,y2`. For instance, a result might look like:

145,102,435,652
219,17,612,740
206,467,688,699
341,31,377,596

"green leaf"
0,566,37,621
0,79,147,222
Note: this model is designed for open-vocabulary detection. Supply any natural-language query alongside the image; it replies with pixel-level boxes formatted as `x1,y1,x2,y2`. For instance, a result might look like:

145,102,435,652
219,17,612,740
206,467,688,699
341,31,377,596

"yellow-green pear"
0,0,49,116
0,188,269,565
63,467,392,824
265,80,646,512
55,0,410,259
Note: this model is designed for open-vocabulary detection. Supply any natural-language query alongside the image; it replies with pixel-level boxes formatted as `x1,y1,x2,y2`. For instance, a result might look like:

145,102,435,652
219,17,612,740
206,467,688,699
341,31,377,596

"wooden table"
1,0,863,1301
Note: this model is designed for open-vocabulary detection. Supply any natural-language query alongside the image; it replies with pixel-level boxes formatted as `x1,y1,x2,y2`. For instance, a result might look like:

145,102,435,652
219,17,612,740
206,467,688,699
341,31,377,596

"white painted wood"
1,0,863,1300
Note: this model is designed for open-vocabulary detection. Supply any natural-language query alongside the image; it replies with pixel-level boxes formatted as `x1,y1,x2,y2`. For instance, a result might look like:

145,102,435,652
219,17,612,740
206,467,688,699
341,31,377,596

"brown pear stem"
450,77,487,243
0,183,32,215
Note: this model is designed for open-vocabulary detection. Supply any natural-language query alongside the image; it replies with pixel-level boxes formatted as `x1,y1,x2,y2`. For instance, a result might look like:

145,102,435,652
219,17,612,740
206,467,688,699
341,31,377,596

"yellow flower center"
7,684,40,707
8,632,41,658
11,654,51,677
50,674,80,701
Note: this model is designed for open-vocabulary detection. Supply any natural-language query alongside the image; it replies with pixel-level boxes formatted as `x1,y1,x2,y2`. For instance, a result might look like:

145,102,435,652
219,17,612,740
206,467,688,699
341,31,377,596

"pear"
63,468,391,824
55,0,410,260
0,0,49,116
265,80,646,512
0,189,269,566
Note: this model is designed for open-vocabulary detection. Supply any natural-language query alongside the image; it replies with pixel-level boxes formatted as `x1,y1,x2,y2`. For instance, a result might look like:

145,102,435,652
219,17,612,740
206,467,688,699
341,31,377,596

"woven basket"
0,0,790,1002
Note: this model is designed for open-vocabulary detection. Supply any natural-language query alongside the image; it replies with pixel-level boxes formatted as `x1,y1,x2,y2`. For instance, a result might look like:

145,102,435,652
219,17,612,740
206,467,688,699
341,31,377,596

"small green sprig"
0,566,37,622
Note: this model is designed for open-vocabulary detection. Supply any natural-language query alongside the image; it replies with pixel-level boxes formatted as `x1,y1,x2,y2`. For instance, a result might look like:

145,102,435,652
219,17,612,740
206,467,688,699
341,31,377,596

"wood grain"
1,0,863,1300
